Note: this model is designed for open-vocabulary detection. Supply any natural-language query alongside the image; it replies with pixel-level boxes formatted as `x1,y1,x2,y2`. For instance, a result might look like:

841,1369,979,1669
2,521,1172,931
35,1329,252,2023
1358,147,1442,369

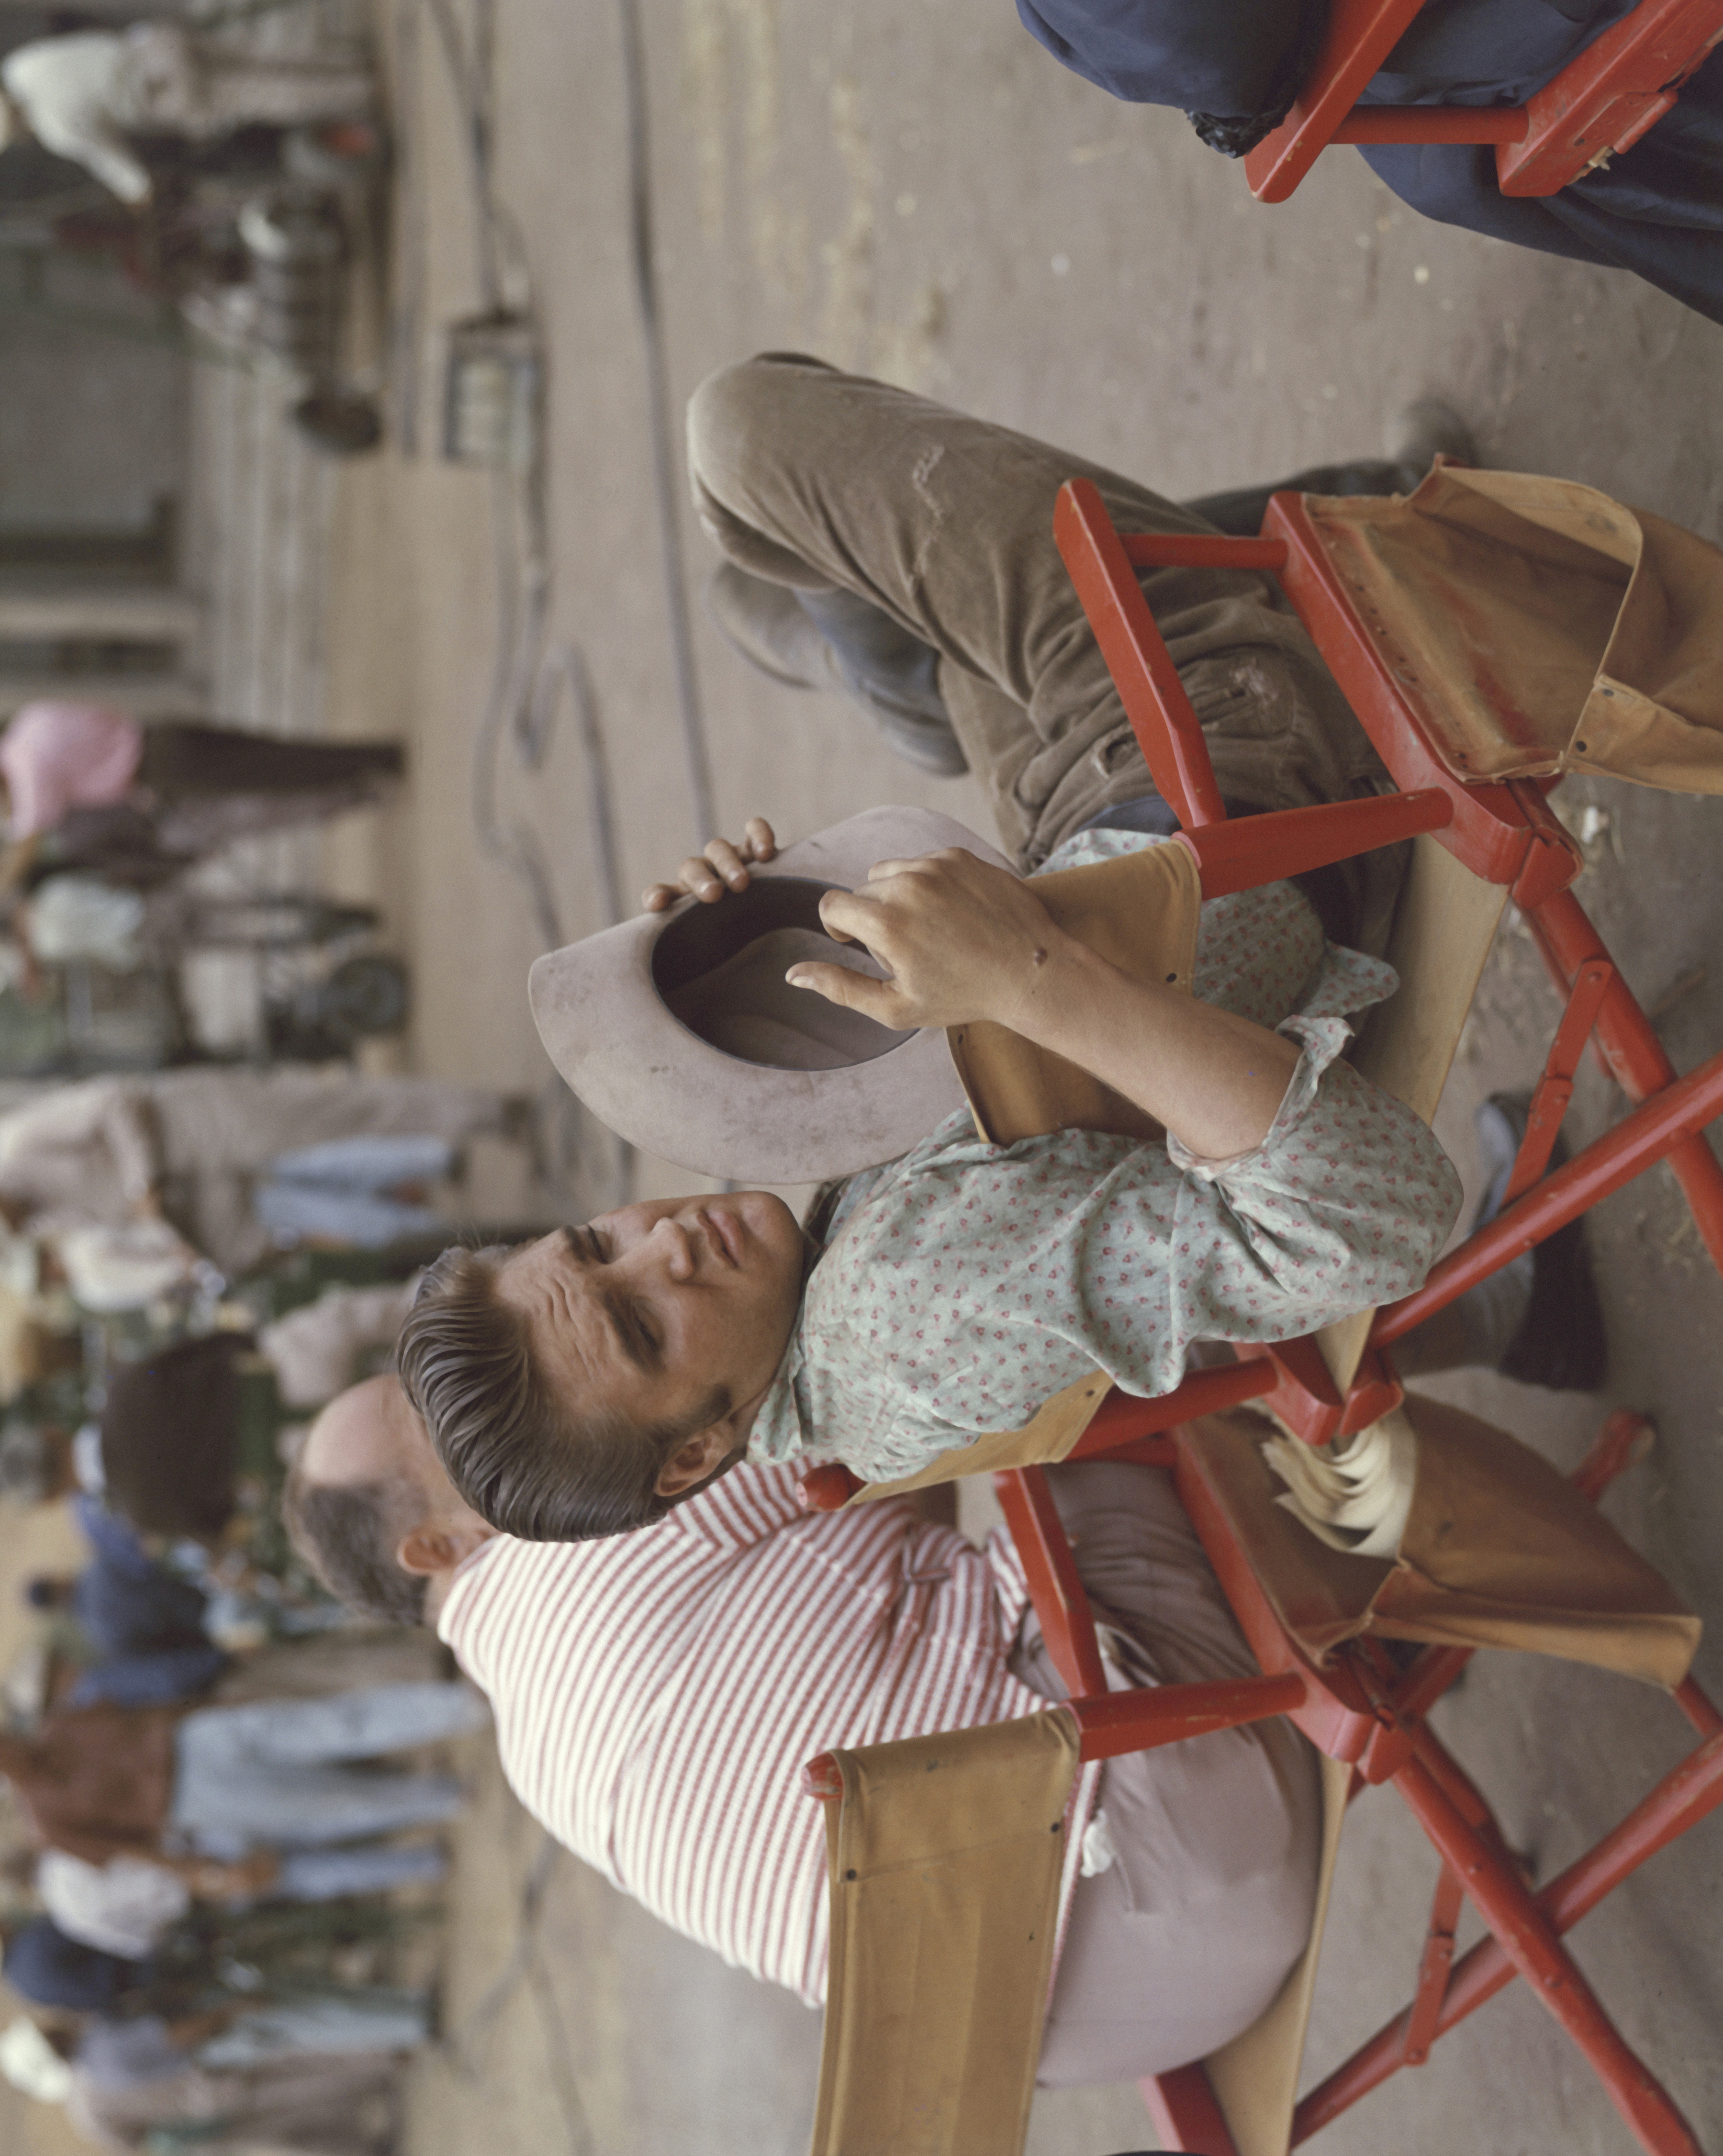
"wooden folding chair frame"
1041,472,1723,1453
1240,0,1723,202
1033,472,1723,2148
1004,1411,1723,2155
803,1411,1723,2155
798,467,1723,2149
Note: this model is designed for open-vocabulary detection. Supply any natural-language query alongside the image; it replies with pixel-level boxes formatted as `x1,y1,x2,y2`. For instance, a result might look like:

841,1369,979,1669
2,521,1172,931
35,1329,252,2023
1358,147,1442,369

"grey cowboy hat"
528,806,1014,1184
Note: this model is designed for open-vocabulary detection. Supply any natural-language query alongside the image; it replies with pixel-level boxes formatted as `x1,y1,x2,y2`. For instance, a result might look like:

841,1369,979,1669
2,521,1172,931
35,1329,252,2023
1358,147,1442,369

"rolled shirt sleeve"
1159,1008,1460,1353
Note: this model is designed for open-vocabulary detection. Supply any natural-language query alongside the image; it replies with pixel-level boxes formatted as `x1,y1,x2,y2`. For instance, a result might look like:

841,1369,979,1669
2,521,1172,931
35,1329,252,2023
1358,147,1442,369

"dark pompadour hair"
395,1242,730,1543
281,1463,428,1625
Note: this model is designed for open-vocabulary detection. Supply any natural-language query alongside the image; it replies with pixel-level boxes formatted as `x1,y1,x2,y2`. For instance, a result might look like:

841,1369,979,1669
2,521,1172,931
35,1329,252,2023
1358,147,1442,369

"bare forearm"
1007,935,1301,1160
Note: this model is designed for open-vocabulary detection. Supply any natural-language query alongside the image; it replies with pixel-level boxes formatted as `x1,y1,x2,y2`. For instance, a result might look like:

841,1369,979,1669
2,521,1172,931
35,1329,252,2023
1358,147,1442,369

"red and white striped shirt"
438,1461,1096,2005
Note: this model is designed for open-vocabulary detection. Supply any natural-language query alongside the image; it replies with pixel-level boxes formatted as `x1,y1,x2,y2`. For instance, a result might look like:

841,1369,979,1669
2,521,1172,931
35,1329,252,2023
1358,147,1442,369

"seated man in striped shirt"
286,1371,1325,2089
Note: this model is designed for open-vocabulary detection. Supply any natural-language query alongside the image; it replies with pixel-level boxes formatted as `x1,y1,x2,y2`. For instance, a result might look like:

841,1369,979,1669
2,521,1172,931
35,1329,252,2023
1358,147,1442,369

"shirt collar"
746,1330,810,1464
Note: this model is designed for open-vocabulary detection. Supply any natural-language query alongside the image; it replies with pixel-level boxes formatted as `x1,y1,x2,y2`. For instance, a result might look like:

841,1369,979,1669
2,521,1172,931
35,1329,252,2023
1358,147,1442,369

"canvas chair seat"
1187,1396,1699,1688
810,1714,1077,2156
1306,467,1723,796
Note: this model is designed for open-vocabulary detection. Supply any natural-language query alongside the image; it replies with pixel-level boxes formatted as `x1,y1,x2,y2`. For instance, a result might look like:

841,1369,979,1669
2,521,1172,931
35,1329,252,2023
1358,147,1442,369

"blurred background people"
0,25,372,208
0,1064,524,1280
0,702,403,896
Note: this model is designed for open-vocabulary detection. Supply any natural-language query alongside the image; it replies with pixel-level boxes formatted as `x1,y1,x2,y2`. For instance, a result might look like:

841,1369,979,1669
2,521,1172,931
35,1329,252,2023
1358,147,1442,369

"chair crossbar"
1372,1041,1723,1347
1525,889,1723,1273
1176,787,1454,898
1240,0,1723,203
1067,1674,1309,1761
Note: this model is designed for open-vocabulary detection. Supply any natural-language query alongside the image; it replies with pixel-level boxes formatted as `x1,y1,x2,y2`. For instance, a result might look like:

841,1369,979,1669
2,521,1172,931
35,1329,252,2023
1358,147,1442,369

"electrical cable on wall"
399,0,669,1203
615,0,718,842
403,0,716,945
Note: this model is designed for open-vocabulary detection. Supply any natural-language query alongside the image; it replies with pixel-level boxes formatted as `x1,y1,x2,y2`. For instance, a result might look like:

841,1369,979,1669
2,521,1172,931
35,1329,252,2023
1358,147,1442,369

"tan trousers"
686,354,1391,873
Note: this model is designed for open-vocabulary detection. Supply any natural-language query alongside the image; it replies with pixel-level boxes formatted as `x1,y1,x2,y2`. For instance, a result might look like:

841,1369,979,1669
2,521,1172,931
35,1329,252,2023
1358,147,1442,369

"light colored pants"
171,1681,489,1858
146,1069,503,1274
127,23,372,136
199,1994,430,2071
254,1134,457,1248
276,1841,448,1901
1009,1462,1323,2087
686,354,1391,874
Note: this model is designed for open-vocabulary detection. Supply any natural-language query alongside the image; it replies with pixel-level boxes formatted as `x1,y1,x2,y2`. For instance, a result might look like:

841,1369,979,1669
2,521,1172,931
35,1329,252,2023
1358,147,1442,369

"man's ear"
397,1519,491,1578
654,1423,744,1498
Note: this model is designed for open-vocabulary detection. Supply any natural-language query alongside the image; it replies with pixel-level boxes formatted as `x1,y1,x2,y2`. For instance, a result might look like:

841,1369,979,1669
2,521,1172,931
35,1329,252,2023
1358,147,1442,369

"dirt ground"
18,0,1723,2150
325,1,1723,2151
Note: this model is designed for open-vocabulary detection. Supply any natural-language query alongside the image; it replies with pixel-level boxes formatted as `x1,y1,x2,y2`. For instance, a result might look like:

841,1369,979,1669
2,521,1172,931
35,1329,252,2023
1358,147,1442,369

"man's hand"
794,845,1302,1160
641,817,779,912
786,849,1068,1032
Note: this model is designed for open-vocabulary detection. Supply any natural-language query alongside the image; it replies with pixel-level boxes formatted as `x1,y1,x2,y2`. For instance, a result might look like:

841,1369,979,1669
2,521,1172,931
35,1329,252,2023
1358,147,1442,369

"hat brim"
530,806,1014,1184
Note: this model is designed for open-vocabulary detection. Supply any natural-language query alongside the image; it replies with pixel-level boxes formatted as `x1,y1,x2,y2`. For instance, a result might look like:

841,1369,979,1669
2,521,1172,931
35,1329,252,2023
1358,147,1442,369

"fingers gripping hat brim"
529,806,1016,1184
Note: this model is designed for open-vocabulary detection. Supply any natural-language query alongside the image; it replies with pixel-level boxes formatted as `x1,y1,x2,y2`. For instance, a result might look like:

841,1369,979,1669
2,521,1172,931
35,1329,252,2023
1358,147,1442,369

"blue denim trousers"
169,1682,489,1857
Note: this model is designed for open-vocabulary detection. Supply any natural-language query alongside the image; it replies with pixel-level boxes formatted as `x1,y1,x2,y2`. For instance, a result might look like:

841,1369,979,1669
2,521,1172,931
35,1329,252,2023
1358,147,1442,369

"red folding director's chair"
796,464,1723,2152
802,1407,1718,2156
1241,0,1723,204
1052,468,1723,1449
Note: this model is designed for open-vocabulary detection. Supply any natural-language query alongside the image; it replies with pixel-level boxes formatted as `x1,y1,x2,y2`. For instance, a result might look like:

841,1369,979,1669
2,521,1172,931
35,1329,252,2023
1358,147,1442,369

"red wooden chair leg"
1380,1753,1708,2154
1499,0,1723,194
1401,1863,1464,2066
993,1466,1109,1699
1142,2062,1242,2156
1372,1043,1723,1351
1525,887,1723,1271
1569,1408,1657,1505
1296,1692,1723,2145
1502,956,1615,1202
1053,479,1231,827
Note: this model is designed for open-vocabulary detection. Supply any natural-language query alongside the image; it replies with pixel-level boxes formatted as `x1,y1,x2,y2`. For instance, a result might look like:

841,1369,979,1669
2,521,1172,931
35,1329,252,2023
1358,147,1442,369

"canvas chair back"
1316,828,1508,1387
809,1709,1350,2156
810,1712,1078,2156
1195,1397,1699,1687
948,838,1202,1147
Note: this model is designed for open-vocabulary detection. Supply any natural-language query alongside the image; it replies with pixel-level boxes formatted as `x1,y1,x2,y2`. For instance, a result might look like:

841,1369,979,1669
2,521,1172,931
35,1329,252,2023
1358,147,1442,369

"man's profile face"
495,1194,805,1441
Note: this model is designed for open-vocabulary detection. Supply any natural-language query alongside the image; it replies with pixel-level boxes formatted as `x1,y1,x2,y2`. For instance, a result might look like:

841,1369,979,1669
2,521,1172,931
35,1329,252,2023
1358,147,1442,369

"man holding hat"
392,355,1502,1542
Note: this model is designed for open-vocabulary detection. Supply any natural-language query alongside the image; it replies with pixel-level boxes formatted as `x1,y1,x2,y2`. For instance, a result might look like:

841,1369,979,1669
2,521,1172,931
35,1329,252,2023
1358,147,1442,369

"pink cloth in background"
1,701,144,838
